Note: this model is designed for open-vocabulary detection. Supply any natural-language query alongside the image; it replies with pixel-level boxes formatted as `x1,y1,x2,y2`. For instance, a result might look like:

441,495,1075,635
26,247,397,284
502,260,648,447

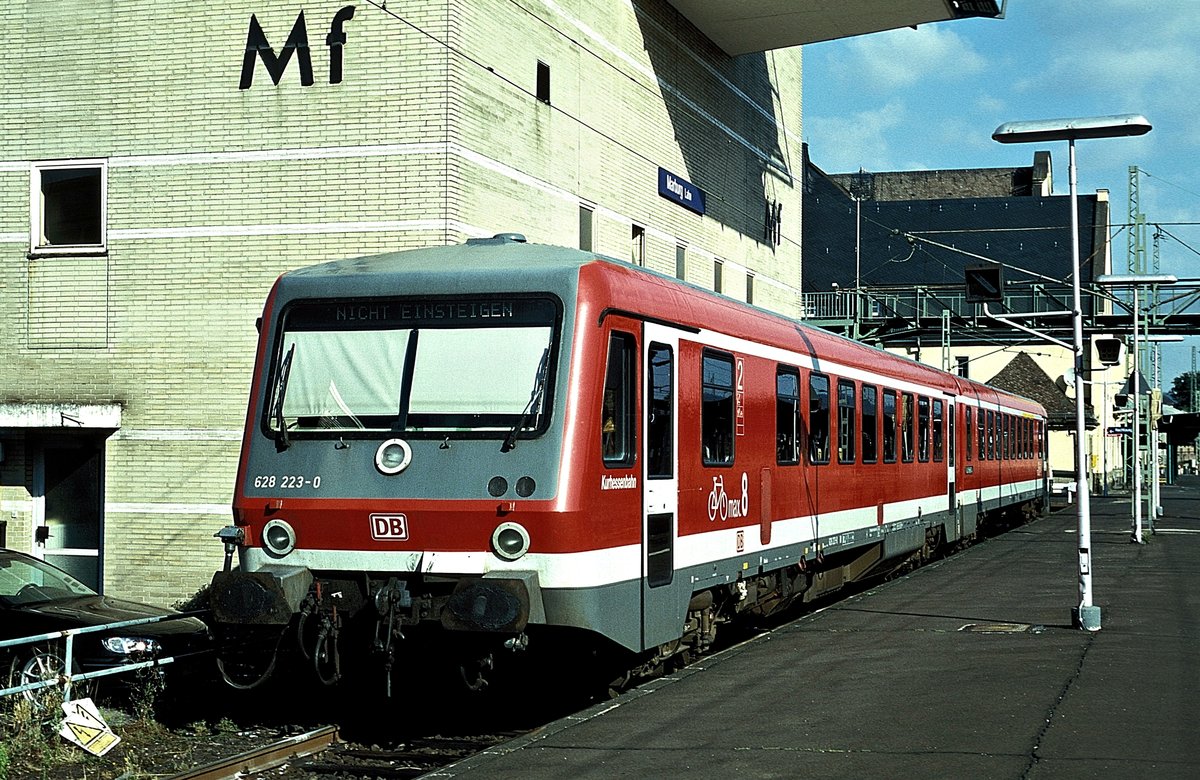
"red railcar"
210,234,1047,692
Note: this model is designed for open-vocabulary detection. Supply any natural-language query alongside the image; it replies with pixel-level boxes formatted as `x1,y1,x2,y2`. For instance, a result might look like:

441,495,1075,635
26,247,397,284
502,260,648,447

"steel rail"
168,725,340,780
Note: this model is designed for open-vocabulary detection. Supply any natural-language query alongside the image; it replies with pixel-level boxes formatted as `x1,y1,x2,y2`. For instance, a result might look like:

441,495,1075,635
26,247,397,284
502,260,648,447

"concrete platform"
433,477,1200,779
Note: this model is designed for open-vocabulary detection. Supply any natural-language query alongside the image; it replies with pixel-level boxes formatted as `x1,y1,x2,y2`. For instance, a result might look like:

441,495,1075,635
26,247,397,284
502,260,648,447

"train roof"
273,235,1045,416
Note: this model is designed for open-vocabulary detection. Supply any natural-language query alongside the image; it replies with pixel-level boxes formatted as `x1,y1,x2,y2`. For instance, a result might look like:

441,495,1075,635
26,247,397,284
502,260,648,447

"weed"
128,666,167,724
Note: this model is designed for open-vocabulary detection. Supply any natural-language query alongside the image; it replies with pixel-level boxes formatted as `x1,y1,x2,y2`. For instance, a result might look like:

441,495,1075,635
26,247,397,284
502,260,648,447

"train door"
641,323,679,650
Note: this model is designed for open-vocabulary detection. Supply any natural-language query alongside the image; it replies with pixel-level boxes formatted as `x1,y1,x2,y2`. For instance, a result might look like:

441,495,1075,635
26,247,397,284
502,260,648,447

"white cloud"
842,24,986,93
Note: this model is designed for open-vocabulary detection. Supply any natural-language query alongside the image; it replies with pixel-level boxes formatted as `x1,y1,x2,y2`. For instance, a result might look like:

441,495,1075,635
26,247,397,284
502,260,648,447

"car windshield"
267,296,559,437
0,553,97,606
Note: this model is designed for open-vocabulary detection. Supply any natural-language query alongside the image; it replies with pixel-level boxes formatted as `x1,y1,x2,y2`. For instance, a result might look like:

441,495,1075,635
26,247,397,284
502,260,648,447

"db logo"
370,513,409,540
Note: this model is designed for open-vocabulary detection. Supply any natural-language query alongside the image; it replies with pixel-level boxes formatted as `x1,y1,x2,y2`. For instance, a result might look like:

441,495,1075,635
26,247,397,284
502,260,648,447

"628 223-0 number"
253,475,322,489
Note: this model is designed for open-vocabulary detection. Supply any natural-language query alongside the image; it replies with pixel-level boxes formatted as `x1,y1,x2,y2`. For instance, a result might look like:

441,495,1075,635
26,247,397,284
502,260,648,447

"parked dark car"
1,547,211,700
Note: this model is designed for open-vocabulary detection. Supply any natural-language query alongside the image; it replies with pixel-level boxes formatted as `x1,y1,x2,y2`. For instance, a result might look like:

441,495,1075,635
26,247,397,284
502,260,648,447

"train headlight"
491,522,530,561
375,438,413,475
262,519,297,557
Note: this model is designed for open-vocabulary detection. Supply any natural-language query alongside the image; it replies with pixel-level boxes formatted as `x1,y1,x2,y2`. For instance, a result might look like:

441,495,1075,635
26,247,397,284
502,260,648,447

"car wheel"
7,646,92,708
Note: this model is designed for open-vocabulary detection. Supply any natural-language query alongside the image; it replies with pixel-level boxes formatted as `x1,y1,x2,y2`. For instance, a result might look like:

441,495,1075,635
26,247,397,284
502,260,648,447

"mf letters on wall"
240,6,356,89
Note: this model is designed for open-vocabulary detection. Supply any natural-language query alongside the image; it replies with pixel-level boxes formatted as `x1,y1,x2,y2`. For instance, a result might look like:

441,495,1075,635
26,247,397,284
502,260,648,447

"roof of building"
985,351,1091,430
802,148,1107,296
666,0,1003,55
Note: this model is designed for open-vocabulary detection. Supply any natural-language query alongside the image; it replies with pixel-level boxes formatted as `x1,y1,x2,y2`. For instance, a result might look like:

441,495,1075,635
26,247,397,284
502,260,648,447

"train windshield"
267,296,559,438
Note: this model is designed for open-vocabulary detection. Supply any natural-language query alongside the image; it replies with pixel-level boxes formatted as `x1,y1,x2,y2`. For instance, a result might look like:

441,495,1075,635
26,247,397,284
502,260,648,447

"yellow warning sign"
59,698,121,756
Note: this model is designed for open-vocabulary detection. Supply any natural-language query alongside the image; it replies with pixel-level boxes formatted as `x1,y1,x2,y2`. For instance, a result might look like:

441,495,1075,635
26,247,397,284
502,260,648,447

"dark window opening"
579,205,593,252
861,384,878,463
37,166,103,248
647,343,673,478
808,373,830,464
776,367,800,465
965,406,973,461
902,392,915,463
701,351,735,465
917,396,931,462
932,399,944,462
837,379,856,464
536,60,550,103
601,332,636,467
646,512,673,587
882,389,897,463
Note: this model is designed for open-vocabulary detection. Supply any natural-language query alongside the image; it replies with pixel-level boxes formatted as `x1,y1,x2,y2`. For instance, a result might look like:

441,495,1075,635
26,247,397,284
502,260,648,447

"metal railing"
0,611,208,702
802,287,1092,322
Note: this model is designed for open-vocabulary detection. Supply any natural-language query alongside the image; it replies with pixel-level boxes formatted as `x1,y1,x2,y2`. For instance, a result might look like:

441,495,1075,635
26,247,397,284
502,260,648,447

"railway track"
170,724,528,780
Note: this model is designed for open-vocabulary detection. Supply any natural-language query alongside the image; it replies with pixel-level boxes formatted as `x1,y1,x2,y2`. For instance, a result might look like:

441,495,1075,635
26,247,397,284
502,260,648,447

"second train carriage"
210,234,1048,691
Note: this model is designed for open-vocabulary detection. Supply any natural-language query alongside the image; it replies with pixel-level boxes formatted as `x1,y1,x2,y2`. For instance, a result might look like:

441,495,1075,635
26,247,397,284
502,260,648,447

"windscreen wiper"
501,347,550,453
271,343,296,452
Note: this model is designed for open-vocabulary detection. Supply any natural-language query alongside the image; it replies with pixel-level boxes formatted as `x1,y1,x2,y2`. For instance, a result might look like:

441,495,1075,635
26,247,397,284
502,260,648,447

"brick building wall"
0,0,802,604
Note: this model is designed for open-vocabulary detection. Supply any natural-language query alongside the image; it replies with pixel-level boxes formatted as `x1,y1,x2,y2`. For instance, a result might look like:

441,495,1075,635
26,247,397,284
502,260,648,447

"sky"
801,0,1200,392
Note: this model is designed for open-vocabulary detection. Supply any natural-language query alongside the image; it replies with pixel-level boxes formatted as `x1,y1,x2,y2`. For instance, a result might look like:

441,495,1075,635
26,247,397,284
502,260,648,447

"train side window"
647,343,674,478
861,385,878,464
987,410,995,460
932,399,944,462
837,379,856,464
701,350,735,466
1003,415,1011,460
808,373,830,464
965,407,973,461
776,367,800,465
917,396,930,462
602,332,636,467
882,389,897,463
977,407,986,460
901,392,914,463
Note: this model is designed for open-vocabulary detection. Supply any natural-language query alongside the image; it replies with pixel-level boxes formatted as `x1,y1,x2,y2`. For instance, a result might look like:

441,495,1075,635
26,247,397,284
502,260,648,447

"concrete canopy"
668,0,1003,55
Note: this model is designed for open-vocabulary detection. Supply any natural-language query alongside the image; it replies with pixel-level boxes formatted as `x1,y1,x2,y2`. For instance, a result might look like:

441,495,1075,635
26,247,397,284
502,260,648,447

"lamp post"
993,114,1152,632
1097,274,1177,544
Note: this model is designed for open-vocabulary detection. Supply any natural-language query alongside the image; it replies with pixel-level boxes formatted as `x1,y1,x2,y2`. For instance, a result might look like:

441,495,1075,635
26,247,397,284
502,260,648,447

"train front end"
209,238,581,692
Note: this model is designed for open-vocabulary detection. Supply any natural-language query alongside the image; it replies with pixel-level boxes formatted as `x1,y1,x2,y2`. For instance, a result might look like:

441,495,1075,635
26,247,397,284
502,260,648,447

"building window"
746,273,755,305
701,351,735,465
579,205,593,252
776,367,800,465
536,60,550,104
714,260,723,293
631,224,645,267
955,356,969,378
31,160,107,254
601,332,636,467
675,245,686,279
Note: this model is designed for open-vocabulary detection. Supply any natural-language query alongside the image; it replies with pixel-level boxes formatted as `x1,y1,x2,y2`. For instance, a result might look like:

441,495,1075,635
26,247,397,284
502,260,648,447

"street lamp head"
1096,273,1178,287
992,114,1152,144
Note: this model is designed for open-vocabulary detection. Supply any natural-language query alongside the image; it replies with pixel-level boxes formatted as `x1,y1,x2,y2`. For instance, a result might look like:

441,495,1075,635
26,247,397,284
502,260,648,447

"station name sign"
658,168,706,215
